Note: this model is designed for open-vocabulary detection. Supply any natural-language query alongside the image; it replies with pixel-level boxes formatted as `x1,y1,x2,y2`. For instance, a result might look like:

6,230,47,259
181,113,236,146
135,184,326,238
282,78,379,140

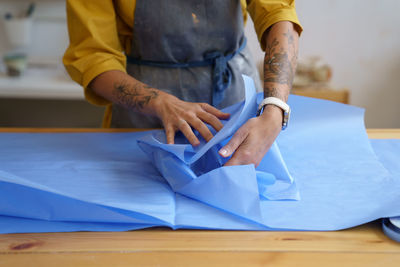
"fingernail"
219,148,228,156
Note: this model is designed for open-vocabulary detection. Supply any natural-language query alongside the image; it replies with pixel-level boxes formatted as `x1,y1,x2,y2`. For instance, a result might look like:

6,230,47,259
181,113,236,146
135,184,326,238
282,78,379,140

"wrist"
148,89,166,115
150,90,181,119
257,96,290,130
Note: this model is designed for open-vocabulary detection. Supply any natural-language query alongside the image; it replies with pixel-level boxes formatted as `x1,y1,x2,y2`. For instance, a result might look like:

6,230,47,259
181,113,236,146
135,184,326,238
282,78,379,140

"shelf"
0,67,83,99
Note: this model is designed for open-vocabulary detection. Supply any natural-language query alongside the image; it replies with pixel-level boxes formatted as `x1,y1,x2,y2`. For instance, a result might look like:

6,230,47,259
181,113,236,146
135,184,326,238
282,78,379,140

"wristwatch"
256,97,291,130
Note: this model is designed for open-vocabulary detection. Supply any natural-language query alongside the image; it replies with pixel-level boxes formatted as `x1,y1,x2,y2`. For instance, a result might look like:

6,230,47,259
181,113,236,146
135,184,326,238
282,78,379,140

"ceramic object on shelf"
3,53,28,77
3,17,33,48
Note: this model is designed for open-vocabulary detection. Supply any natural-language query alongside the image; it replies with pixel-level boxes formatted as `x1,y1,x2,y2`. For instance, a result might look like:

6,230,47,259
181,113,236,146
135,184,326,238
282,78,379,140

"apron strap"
127,38,247,106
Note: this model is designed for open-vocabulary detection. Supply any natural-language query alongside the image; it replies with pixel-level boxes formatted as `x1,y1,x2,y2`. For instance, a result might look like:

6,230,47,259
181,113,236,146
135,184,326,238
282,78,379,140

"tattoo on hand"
113,80,158,110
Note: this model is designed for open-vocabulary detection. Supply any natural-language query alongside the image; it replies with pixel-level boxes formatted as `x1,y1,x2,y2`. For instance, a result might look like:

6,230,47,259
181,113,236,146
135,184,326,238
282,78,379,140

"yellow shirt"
63,0,302,127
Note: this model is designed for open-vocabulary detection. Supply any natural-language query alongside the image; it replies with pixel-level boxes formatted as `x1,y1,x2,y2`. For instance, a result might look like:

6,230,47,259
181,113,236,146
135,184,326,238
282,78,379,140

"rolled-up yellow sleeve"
247,0,303,51
63,0,127,106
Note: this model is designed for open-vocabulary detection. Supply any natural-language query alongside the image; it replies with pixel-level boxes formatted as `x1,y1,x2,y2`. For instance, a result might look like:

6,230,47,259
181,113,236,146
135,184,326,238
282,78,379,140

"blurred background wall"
0,0,68,67
0,0,399,128
0,0,104,127
246,0,400,128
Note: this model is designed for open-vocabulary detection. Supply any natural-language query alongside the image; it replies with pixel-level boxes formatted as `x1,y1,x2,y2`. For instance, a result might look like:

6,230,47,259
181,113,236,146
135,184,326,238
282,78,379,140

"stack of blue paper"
0,76,399,233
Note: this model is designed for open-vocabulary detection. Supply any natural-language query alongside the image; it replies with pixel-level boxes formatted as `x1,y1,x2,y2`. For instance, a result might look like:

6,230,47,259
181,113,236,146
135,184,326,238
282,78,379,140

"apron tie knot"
204,51,232,107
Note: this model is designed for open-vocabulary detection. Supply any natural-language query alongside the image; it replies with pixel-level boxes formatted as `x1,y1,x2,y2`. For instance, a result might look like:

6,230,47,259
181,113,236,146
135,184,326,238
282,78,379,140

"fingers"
160,99,231,146
163,114,212,146
180,103,229,143
200,103,230,120
165,121,199,146
186,116,214,142
197,111,224,131
222,132,258,166
224,146,250,166
219,117,279,167
219,125,248,158
178,119,200,146
165,124,175,145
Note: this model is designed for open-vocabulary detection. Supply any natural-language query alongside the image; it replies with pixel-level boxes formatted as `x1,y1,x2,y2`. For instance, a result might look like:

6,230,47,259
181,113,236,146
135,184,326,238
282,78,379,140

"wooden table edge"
0,127,399,135
0,128,399,139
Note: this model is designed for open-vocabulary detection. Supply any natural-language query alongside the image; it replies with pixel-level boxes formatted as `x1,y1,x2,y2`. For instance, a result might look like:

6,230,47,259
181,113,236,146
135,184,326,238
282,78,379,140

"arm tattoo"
113,80,159,110
264,38,294,87
264,28,298,91
265,86,287,102
283,29,294,45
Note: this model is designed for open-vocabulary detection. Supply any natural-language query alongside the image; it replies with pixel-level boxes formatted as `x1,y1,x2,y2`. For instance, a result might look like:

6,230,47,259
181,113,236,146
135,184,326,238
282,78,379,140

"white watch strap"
257,97,291,130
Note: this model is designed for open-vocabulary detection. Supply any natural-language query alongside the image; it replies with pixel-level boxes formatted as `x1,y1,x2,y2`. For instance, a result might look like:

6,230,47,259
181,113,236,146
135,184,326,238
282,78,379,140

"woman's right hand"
152,92,230,146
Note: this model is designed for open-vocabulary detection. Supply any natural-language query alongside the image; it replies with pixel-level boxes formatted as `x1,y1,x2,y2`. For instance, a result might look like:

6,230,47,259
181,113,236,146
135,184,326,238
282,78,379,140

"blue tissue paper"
0,75,399,233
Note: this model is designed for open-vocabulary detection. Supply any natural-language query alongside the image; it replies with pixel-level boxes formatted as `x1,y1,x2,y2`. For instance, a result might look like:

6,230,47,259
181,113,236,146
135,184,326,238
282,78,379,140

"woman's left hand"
218,105,283,167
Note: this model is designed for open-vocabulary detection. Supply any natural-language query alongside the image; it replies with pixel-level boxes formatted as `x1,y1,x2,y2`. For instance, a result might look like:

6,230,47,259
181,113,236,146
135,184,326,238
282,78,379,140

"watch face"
282,110,290,130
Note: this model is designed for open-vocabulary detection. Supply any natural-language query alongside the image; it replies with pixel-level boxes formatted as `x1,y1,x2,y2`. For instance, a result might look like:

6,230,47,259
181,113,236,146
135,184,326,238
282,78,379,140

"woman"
63,0,302,166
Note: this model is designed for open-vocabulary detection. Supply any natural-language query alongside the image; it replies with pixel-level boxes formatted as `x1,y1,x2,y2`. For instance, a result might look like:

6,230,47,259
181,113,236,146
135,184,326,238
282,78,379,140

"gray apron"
111,0,261,128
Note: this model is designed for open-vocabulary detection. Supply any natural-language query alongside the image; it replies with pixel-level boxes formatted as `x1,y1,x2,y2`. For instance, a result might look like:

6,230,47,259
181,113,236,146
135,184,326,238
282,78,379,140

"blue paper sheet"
370,139,400,242
1,76,399,233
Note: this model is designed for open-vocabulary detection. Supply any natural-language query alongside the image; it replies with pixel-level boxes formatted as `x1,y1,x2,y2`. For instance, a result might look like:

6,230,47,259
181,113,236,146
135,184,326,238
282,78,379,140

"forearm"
263,21,299,102
90,70,229,145
89,70,161,116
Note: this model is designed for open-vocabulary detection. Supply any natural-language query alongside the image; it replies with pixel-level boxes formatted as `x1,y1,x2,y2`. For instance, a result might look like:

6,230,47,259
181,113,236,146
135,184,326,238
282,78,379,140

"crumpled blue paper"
0,75,400,233
137,75,298,223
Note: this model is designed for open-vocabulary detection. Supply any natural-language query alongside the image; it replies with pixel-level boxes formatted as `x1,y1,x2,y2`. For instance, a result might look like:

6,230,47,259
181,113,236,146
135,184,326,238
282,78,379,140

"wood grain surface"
0,127,399,138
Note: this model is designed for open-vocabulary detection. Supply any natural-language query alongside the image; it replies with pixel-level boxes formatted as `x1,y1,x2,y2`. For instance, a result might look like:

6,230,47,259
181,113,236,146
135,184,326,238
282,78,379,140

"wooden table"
291,88,350,104
0,128,399,267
